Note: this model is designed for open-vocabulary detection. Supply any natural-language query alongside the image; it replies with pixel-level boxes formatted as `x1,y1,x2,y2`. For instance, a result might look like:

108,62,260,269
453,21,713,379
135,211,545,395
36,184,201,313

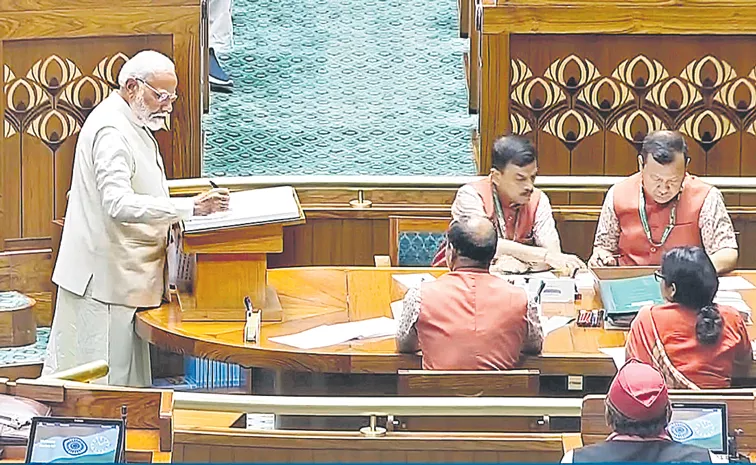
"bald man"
396,216,543,369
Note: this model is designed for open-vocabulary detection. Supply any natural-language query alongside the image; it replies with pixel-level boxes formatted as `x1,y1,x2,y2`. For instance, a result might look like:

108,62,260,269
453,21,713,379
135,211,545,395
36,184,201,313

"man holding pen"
44,51,230,386
589,130,738,274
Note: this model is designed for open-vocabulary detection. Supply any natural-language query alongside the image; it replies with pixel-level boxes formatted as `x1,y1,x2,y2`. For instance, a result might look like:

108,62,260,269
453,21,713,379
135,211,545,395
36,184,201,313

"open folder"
183,185,302,233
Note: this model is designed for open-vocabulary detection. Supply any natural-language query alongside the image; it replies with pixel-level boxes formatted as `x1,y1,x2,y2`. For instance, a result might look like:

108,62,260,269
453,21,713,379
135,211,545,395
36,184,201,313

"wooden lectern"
179,211,305,322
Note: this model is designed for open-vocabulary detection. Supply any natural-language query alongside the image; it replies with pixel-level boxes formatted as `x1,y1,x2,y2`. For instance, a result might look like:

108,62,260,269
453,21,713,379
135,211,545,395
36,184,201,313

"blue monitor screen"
668,406,726,453
28,420,121,463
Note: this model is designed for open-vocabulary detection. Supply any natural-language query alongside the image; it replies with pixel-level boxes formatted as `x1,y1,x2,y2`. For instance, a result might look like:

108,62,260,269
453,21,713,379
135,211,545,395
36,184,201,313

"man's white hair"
117,50,176,88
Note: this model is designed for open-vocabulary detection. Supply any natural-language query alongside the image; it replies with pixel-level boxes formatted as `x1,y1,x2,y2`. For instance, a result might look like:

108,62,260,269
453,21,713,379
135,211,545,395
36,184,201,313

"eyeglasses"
653,270,666,282
136,78,177,103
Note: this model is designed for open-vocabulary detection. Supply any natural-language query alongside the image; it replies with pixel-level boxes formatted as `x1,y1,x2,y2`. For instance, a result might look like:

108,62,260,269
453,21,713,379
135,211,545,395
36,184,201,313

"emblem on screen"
62,437,88,456
668,421,695,441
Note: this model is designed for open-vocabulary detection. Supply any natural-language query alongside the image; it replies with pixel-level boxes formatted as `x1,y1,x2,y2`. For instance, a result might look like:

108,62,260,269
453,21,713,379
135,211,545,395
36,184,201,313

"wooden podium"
178,199,305,322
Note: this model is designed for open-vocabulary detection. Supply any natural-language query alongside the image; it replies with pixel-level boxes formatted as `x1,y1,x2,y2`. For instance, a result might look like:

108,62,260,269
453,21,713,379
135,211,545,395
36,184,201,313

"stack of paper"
269,317,396,350
574,271,597,289
183,186,301,233
714,291,752,324
718,276,755,291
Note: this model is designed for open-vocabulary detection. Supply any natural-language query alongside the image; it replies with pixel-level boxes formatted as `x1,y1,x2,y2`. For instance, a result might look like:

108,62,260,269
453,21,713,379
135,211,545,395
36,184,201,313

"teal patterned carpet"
203,0,476,176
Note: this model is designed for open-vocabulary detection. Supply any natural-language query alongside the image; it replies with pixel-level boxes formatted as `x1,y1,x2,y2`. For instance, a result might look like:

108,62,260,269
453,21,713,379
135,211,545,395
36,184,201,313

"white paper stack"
714,290,752,324
599,347,626,369
269,317,396,350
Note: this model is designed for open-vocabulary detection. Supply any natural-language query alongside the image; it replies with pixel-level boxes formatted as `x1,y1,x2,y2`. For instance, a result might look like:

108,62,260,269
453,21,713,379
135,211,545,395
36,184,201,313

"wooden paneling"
1,2,202,253
268,219,390,268
398,370,540,396
173,429,567,463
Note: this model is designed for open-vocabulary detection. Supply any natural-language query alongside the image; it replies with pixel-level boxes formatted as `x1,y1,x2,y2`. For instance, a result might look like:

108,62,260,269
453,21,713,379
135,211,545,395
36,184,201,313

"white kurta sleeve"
93,127,190,224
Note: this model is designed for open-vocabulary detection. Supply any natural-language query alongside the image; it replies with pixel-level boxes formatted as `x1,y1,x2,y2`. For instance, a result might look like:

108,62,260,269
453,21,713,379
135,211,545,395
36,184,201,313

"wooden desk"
136,267,756,378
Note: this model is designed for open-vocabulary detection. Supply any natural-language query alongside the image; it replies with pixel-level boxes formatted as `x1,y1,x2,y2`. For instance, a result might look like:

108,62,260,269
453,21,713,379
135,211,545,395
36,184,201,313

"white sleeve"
560,450,574,463
451,184,487,220
93,127,190,224
593,186,620,252
532,193,561,252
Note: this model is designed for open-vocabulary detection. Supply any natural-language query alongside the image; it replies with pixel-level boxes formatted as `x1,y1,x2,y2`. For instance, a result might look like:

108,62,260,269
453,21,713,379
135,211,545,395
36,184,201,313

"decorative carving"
543,109,599,150
511,53,750,152
679,110,736,151
612,55,669,90
510,111,532,135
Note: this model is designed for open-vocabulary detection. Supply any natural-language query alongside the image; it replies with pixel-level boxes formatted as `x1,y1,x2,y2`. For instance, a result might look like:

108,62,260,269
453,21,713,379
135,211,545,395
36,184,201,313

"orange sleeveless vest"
614,173,711,266
470,176,542,244
416,269,529,369
430,178,542,266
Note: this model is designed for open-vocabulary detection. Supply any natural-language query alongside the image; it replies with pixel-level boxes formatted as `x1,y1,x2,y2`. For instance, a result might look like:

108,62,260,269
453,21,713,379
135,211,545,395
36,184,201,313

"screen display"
668,406,725,453
28,421,121,463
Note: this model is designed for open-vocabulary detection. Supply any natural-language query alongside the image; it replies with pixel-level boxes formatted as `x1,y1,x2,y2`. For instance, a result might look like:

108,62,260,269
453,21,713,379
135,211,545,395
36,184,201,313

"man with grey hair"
44,50,229,386
589,130,738,274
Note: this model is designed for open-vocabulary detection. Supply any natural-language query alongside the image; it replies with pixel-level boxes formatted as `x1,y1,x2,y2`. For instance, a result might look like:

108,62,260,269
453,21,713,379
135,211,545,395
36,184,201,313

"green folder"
598,274,665,315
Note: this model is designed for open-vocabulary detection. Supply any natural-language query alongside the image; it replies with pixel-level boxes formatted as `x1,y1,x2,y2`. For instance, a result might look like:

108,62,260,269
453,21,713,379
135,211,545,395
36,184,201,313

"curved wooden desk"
136,267,756,378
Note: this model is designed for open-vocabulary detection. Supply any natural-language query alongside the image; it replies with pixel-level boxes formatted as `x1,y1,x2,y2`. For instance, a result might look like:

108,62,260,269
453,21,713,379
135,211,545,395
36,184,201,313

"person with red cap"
562,360,713,463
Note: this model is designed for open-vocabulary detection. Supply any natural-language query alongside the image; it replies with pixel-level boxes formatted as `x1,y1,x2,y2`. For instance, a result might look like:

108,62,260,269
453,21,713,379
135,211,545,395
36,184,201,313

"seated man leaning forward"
434,135,584,274
396,216,543,369
562,360,713,463
589,130,738,274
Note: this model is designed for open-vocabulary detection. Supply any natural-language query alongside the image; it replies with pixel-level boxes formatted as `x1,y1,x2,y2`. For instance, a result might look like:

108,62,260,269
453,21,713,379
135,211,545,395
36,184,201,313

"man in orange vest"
589,130,738,274
396,216,543,369
433,135,584,275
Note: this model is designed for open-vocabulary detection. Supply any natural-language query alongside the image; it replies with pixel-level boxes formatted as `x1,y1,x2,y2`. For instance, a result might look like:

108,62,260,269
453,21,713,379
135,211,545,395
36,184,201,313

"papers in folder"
269,317,396,350
598,274,664,315
183,186,301,233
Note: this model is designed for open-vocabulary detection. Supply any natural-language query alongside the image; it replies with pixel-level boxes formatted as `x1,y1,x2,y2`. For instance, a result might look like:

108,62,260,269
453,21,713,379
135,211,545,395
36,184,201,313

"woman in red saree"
625,246,751,389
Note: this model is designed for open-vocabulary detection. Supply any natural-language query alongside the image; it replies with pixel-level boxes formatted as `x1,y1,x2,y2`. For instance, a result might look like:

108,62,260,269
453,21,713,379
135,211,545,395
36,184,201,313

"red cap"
607,360,669,421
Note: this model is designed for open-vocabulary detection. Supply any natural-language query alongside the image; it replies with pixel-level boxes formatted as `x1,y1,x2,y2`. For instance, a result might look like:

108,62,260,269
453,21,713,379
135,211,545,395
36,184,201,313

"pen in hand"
209,180,220,189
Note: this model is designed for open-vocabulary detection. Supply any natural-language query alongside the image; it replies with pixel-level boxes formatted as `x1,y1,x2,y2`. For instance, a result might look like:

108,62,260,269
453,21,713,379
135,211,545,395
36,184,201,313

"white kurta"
209,0,234,52
46,92,194,387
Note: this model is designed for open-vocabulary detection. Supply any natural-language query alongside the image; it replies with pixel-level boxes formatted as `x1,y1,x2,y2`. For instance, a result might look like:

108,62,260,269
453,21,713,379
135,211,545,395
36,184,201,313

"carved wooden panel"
2,36,172,245
508,35,756,204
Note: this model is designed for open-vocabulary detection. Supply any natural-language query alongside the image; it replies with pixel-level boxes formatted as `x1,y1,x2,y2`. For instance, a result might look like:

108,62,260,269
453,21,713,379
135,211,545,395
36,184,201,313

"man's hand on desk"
544,251,586,276
588,248,619,268
490,256,531,274
193,188,230,216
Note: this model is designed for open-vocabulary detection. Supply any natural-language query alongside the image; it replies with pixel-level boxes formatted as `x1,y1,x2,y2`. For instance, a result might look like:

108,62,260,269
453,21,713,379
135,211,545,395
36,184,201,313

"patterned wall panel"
2,36,172,245
508,35,756,205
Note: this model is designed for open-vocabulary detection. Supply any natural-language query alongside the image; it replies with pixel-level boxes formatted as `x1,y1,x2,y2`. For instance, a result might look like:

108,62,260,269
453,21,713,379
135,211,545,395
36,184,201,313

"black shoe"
209,48,233,92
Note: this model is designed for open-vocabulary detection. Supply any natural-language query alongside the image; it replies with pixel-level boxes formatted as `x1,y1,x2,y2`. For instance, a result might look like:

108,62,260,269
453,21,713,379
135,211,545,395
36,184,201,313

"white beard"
132,93,169,131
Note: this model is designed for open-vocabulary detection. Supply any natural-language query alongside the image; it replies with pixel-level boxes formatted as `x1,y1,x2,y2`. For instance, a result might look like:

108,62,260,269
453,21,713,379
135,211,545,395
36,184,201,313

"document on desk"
599,274,664,315
574,271,597,289
718,276,755,291
269,317,397,350
599,347,626,369
393,273,435,289
390,300,404,321
542,315,573,336
183,186,301,233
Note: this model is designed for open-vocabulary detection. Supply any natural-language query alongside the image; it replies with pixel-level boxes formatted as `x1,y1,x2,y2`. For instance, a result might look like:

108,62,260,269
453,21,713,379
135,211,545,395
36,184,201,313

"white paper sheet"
574,271,597,289
718,276,755,291
390,300,404,321
542,316,573,336
393,273,436,289
599,347,626,369
183,186,301,233
269,317,396,350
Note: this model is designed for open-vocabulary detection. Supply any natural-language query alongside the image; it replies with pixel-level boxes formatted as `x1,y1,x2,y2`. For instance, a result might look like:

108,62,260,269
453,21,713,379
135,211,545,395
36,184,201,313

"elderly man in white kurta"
44,50,229,386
